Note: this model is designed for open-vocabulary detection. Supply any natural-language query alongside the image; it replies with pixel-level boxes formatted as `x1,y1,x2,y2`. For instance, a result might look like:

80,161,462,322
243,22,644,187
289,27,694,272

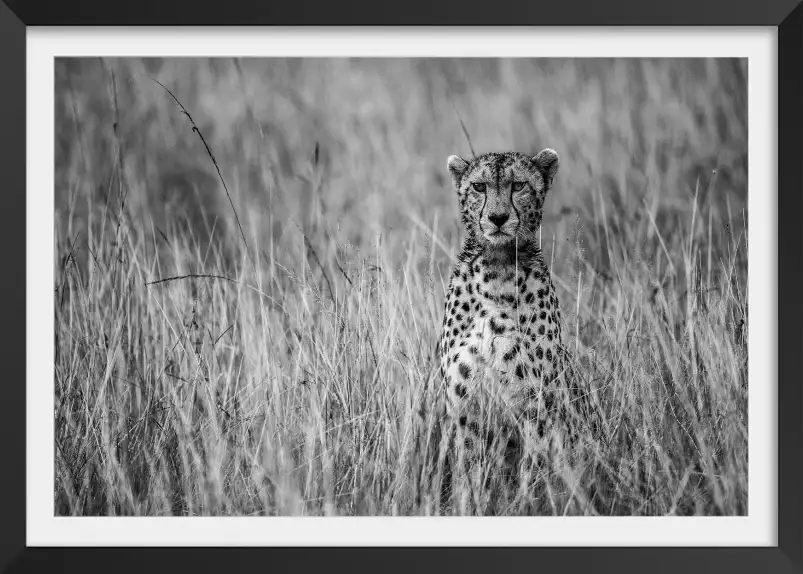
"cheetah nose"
488,213,509,228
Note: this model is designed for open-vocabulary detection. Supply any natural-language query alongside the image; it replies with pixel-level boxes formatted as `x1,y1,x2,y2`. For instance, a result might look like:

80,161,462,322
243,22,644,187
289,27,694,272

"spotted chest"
438,255,564,429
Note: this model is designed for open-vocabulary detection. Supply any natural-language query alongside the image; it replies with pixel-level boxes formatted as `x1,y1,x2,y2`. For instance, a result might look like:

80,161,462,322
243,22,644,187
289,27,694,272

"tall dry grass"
54,57,748,516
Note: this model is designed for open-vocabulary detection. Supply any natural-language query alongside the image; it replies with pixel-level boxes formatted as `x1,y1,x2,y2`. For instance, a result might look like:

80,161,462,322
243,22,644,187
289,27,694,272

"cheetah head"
446,149,559,248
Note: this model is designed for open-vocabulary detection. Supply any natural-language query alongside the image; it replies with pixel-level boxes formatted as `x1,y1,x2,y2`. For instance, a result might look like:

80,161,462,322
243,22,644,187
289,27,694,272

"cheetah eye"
471,182,487,193
512,181,527,192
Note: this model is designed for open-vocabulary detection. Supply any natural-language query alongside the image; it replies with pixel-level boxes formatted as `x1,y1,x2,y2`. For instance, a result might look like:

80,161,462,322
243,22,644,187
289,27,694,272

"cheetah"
437,149,591,479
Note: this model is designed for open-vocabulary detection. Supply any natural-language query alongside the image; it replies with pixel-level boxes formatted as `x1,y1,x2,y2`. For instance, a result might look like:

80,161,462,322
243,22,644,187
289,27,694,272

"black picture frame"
1,1,800,573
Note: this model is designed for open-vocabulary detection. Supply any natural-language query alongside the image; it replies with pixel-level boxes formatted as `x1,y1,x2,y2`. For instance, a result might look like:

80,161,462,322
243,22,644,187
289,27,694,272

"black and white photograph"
53,55,750,518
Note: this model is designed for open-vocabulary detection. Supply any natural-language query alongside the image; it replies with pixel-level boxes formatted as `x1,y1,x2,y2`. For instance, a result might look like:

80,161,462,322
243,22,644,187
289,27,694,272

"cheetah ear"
447,155,470,189
532,148,559,186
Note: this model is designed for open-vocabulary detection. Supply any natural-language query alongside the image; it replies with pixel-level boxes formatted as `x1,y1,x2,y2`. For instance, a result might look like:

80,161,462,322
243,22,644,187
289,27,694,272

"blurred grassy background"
55,58,747,265
54,58,748,516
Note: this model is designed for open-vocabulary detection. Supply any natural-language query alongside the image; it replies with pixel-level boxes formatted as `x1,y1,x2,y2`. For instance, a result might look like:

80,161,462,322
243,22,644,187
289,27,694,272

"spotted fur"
438,149,584,472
